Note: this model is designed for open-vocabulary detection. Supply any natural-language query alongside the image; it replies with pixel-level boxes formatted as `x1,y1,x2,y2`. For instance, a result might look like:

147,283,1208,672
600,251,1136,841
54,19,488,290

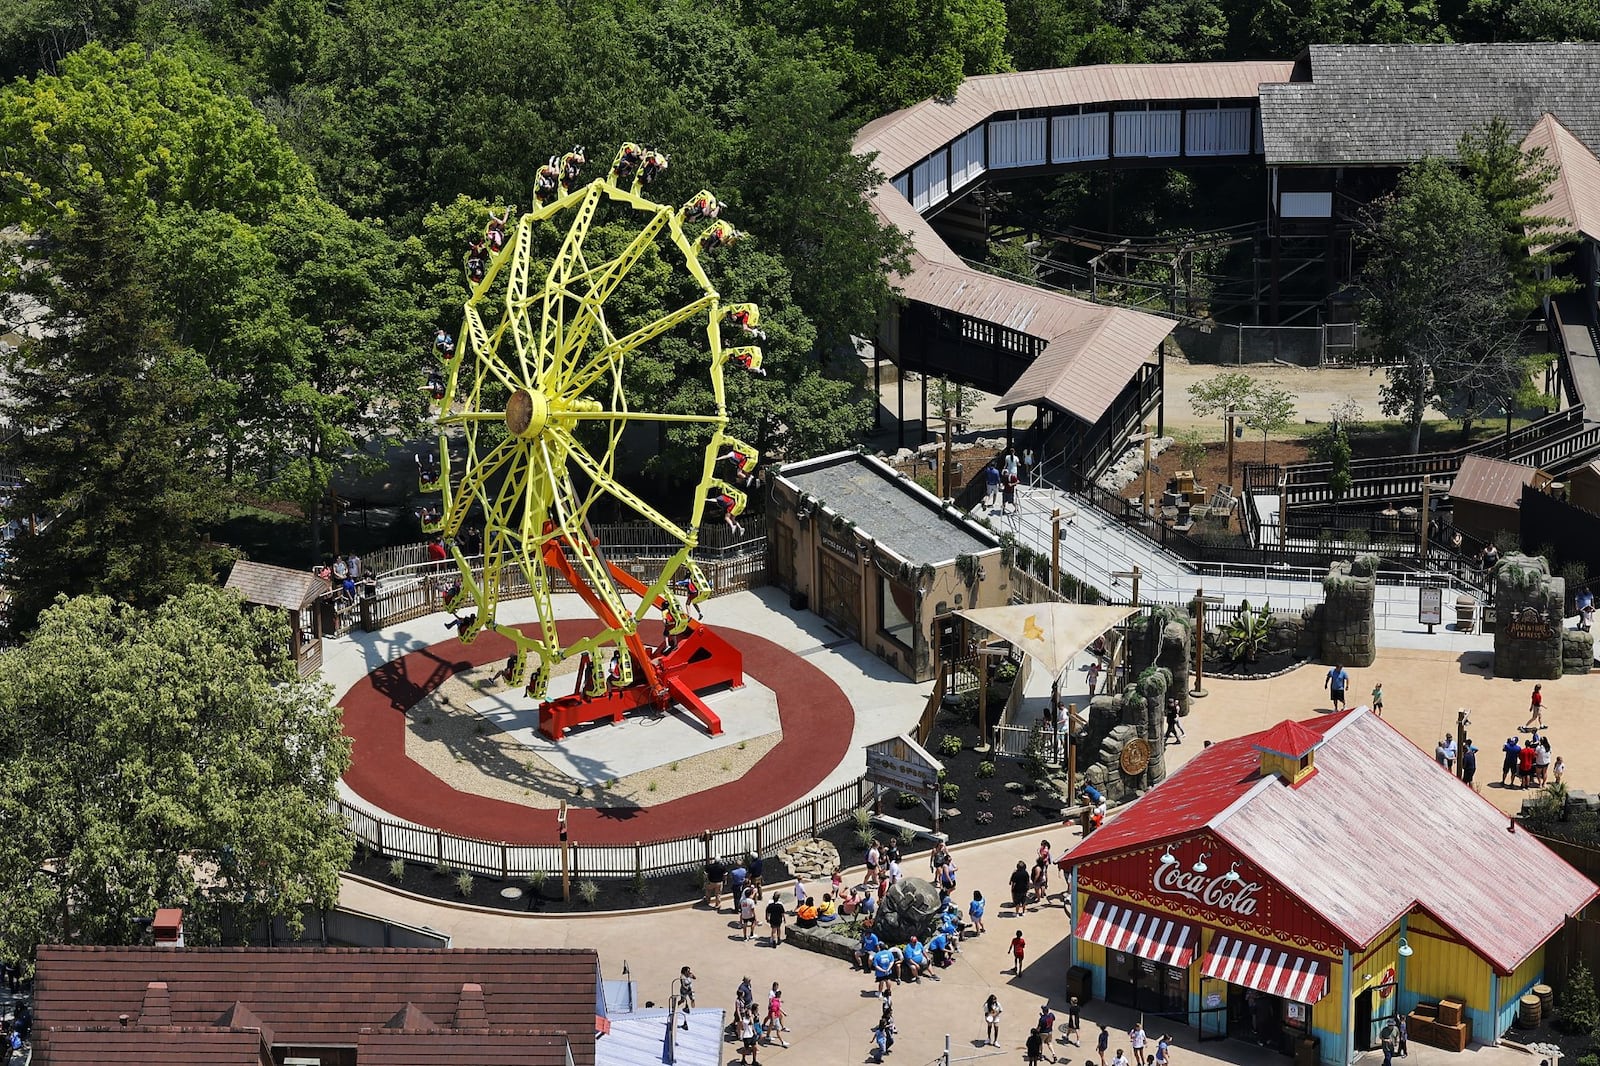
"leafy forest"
0,0,1594,627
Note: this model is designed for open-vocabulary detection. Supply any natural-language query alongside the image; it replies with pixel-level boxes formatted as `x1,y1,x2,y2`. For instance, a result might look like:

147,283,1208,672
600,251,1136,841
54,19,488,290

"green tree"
0,42,313,232
0,192,231,632
1186,370,1259,442
1360,158,1529,452
1241,382,1296,463
0,587,353,963
1308,421,1353,501
1457,117,1575,313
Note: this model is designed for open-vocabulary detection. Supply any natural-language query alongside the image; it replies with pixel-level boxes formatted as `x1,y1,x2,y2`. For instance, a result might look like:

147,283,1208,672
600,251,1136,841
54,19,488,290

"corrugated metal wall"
1403,913,1495,1045
1495,946,1546,1039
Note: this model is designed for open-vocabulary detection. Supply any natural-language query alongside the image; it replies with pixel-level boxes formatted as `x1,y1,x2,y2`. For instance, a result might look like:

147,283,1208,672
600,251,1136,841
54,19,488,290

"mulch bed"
1202,647,1308,679
348,848,705,914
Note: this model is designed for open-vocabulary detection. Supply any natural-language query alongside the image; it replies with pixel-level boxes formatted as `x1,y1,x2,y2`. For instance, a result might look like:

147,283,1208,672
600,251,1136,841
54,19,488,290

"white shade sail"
953,602,1139,677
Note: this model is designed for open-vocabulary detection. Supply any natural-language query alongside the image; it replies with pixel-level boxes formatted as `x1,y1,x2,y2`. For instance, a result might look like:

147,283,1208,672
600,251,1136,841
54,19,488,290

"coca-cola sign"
1152,857,1264,916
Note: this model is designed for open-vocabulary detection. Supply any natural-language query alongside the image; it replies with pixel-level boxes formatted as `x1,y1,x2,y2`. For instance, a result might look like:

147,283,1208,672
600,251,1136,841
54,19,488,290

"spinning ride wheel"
424,144,762,739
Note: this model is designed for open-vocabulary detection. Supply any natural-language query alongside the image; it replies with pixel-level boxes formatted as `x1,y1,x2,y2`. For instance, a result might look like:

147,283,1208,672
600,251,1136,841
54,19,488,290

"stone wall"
1078,665,1172,804
1493,554,1565,680
1321,557,1376,666
1562,631,1594,675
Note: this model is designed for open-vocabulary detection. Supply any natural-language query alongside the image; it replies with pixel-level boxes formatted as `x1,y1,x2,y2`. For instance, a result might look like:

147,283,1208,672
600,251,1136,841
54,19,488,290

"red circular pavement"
338,621,853,844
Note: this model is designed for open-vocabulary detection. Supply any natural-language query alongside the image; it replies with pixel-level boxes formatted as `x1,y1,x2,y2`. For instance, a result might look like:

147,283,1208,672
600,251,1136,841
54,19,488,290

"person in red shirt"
1526,684,1544,728
425,537,447,562
1518,740,1537,789
1009,930,1027,975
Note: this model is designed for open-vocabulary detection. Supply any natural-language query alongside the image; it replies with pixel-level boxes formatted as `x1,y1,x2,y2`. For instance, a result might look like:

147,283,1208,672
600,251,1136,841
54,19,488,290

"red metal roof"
33,946,600,1066
1063,710,1599,972
1252,719,1325,758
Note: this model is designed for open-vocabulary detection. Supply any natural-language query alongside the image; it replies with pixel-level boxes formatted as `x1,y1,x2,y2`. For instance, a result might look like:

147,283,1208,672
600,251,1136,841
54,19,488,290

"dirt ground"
1116,439,1309,510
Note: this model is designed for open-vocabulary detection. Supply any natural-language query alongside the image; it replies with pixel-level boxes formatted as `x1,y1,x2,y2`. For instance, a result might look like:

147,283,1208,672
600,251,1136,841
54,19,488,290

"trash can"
1455,595,1476,632
1065,965,1092,1005
1295,1036,1320,1066
790,591,808,612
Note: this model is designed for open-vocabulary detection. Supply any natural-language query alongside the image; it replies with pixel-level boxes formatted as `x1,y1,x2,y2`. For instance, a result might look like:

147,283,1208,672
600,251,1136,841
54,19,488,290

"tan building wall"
767,484,1009,682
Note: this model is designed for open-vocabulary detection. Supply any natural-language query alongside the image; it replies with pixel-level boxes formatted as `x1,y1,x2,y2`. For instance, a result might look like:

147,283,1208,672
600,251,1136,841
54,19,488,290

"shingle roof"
1260,43,1600,165
1522,113,1600,245
224,560,329,611
777,451,1000,566
355,1027,576,1065
40,1026,271,1065
1451,454,1544,510
1063,710,1598,972
34,946,600,1066
856,61,1293,177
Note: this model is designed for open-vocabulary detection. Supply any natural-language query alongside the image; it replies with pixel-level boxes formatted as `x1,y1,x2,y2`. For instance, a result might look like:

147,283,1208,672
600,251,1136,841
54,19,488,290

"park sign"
866,734,944,809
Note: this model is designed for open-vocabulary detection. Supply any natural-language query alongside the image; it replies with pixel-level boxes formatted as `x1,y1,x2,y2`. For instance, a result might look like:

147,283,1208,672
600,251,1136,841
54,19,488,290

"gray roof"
778,452,1000,567
1261,43,1600,165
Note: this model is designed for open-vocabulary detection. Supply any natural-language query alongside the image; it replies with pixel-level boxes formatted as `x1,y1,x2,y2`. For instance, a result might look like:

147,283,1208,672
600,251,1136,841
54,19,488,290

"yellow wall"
1405,914,1492,1011
1501,946,1545,1010
1079,938,1106,969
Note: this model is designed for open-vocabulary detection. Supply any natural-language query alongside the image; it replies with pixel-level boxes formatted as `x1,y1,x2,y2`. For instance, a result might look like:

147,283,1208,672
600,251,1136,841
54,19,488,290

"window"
880,574,916,650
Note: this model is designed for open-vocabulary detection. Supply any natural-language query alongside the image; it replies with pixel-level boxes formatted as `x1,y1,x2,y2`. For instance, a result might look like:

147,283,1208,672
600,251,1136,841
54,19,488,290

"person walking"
1129,1020,1148,1066
1037,1004,1060,1063
1155,1034,1173,1066
969,889,987,934
1086,659,1102,695
765,894,786,947
1027,1027,1046,1066
984,994,1003,1048
1066,997,1082,1047
765,983,790,1048
1009,929,1027,975
1370,681,1384,717
1164,698,1184,744
736,1006,761,1064
984,462,1001,511
1380,1019,1400,1066
1461,739,1478,786
1097,1024,1111,1066
1526,684,1544,728
739,887,758,941
677,966,696,1028
1324,663,1349,712
1010,861,1031,913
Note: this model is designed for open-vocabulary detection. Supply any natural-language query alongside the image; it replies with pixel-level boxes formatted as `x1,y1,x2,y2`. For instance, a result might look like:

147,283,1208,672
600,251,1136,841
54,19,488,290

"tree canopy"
0,586,352,961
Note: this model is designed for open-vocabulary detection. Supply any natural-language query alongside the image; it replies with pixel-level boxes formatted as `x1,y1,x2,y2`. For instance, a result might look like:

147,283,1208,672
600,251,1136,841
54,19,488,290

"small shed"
1449,455,1550,542
225,560,331,677
769,451,1008,681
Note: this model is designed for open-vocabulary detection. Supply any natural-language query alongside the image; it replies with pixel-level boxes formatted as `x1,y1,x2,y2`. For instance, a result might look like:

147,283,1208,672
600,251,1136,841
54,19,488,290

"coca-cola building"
1059,710,1595,1066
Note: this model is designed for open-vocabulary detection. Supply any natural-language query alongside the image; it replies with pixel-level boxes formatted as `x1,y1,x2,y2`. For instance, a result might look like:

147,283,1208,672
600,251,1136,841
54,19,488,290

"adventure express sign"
1078,836,1342,953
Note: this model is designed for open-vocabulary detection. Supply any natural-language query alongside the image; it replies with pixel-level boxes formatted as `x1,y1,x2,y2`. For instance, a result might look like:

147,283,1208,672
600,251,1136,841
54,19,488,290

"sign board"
866,733,943,797
1419,587,1442,626
1506,607,1555,641
820,531,859,563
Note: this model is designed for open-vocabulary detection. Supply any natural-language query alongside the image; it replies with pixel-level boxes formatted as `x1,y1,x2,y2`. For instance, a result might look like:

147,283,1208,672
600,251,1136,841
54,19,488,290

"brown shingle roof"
1451,454,1546,510
1522,113,1600,246
224,560,330,610
356,1027,576,1065
34,946,600,1066
41,1026,271,1065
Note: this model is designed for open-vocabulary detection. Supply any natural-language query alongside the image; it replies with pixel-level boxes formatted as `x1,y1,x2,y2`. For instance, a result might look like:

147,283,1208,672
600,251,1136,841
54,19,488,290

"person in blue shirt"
728,864,748,899
927,931,953,968
872,947,898,995
968,889,987,935
856,930,882,971
903,937,930,981
1325,663,1349,712
1079,784,1102,806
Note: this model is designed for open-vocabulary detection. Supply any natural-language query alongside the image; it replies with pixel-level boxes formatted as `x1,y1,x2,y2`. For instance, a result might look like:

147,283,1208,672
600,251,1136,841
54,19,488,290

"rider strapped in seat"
722,345,765,376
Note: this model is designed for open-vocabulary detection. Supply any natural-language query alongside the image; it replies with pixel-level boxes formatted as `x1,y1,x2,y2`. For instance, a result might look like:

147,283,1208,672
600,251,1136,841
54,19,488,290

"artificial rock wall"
1493,554,1565,680
1321,557,1377,667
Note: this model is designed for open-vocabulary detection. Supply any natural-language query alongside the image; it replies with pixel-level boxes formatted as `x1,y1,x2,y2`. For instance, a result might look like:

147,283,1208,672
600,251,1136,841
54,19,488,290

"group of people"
982,448,1033,515
313,553,370,606
1008,838,1062,911
727,973,790,1064
1501,730,1560,790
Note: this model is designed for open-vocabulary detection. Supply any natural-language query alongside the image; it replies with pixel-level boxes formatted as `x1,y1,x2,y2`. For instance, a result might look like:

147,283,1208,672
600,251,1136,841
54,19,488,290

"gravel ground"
402,658,781,810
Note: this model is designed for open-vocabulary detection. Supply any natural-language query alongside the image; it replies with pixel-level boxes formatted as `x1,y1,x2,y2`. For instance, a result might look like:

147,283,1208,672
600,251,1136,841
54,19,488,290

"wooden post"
1131,566,1141,606
559,801,570,902
811,798,819,838
1141,425,1153,521
1190,587,1223,698
1419,480,1432,560
1051,509,1062,590
1225,412,1236,491
1067,702,1078,804
978,666,989,751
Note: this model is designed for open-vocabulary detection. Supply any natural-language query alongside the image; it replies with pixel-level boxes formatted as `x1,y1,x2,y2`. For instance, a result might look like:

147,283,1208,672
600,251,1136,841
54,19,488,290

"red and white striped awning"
1201,933,1329,1004
1075,897,1199,967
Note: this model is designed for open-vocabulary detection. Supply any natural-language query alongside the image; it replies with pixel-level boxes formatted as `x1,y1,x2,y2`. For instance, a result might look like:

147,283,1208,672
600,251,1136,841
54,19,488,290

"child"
1371,681,1384,717
1009,929,1027,975
969,889,987,934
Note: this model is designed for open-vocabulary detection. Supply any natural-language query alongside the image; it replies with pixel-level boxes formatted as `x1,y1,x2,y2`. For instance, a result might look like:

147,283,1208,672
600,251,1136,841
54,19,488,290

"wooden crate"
1437,998,1465,1028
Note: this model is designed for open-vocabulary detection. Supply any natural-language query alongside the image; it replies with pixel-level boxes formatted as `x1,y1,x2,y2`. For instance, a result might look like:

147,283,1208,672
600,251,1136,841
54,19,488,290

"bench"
869,814,948,845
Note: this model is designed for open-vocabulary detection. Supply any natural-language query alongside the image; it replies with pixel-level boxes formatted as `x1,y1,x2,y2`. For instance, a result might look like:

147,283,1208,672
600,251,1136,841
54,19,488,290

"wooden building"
1061,709,1596,1065
31,940,603,1066
769,451,1008,681
224,560,332,677
1448,455,1551,543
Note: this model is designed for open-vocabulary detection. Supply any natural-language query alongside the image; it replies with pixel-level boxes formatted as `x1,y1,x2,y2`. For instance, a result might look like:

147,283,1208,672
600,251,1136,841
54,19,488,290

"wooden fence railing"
339,775,871,881
356,549,768,633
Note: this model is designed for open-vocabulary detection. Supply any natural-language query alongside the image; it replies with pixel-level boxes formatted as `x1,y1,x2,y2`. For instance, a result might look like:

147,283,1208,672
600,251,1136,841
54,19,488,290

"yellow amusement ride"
421,143,764,740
